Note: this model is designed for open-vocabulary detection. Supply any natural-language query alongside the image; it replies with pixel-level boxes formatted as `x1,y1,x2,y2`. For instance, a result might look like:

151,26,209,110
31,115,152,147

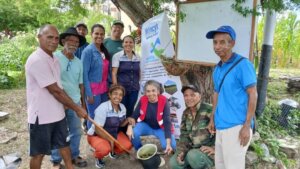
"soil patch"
0,89,171,169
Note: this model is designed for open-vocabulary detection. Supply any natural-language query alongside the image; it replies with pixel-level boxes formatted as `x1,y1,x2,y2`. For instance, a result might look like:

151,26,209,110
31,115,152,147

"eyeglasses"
66,60,72,71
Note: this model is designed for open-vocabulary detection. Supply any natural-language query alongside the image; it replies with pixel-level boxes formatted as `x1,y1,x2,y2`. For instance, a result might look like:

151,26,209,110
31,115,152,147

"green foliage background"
257,12,300,68
0,33,37,89
0,0,114,89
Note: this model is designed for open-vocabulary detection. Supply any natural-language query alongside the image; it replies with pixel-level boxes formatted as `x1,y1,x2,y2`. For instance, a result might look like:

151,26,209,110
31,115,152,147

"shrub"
0,31,37,88
0,71,17,89
251,101,300,168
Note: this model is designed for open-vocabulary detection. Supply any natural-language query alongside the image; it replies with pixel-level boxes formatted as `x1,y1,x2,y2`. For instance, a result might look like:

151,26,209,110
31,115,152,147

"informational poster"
176,0,257,64
140,12,185,138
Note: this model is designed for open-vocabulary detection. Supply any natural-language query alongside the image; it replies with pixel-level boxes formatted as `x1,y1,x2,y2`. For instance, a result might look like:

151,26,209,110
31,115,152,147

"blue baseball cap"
206,25,236,41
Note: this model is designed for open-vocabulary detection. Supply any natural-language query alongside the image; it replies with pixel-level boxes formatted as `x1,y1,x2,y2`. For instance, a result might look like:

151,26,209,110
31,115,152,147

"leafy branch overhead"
0,0,88,34
232,0,300,17
1,0,299,34
110,0,300,26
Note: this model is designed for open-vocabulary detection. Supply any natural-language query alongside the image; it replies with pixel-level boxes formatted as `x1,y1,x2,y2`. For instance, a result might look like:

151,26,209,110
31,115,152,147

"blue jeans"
121,90,139,117
86,93,108,129
51,106,82,163
132,122,176,150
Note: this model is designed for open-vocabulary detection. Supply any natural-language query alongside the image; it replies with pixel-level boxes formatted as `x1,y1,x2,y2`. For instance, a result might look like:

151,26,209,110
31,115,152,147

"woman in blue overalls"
111,35,140,118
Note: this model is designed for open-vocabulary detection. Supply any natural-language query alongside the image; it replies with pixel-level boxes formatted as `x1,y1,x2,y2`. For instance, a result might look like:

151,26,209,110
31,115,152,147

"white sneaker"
95,159,105,168
109,152,118,159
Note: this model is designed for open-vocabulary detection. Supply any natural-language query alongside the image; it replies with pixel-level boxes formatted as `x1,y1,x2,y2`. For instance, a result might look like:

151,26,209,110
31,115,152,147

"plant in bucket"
137,144,165,169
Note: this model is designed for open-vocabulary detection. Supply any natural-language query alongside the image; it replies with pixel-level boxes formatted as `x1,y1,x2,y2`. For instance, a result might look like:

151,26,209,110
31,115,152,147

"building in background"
101,0,137,38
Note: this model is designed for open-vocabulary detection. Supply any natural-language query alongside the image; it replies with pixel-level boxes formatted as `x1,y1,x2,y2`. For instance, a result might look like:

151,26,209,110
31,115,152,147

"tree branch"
111,0,152,26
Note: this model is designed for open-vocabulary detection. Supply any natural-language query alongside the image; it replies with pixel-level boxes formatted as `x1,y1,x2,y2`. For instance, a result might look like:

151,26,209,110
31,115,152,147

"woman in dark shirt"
127,80,176,154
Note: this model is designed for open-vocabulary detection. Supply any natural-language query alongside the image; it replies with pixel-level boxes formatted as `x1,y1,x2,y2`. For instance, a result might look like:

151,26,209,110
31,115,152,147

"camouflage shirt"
177,102,215,156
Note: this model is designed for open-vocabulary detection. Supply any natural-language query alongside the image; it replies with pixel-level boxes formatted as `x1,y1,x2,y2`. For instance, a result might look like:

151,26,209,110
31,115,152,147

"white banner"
140,12,185,138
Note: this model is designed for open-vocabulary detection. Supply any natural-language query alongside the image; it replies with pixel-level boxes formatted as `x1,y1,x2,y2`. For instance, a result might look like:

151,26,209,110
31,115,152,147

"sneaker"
109,152,118,159
95,159,105,168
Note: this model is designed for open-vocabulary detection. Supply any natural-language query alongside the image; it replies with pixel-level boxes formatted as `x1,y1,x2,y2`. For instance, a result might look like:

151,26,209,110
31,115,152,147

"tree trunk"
112,0,214,103
111,0,153,26
181,66,213,103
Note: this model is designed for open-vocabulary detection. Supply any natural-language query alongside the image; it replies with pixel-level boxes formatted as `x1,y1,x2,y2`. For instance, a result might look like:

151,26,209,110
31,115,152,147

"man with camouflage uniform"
169,85,215,169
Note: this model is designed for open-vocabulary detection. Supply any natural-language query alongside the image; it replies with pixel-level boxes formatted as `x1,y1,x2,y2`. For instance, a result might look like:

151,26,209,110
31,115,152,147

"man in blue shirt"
206,25,257,169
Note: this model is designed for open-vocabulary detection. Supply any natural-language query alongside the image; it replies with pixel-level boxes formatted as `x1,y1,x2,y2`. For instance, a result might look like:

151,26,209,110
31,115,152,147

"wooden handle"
87,116,131,154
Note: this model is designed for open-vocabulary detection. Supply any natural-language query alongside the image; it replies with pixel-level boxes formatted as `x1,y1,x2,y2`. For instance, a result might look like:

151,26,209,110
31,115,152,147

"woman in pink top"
82,24,110,129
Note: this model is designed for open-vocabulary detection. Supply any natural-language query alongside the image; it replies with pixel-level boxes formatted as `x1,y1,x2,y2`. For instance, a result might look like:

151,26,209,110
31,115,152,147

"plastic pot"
136,144,161,169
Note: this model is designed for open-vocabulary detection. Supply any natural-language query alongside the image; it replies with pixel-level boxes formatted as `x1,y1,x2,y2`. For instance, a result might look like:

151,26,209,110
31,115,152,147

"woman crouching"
87,84,132,168
127,80,176,155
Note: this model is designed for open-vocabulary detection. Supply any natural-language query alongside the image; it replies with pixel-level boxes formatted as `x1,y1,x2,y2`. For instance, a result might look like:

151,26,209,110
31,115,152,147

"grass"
269,69,300,79
252,69,300,168
268,69,300,102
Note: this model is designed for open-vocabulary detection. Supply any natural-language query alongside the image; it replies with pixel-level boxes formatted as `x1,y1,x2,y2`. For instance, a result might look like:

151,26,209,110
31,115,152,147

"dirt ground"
0,89,172,169
1,71,299,169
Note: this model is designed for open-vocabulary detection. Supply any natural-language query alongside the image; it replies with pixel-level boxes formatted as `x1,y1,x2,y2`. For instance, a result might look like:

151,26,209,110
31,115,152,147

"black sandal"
72,156,87,168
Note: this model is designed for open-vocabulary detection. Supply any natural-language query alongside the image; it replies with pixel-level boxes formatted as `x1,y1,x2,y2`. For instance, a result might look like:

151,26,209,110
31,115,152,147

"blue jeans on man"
51,105,82,163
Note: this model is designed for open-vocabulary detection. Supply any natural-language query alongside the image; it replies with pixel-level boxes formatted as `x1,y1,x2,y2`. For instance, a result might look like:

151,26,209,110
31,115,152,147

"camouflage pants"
169,149,214,169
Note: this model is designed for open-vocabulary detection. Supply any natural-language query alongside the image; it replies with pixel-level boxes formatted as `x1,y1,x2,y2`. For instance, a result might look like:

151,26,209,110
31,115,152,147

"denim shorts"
29,117,69,156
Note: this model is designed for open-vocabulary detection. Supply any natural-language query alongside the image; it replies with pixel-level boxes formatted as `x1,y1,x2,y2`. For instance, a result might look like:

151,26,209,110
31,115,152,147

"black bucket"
137,144,161,169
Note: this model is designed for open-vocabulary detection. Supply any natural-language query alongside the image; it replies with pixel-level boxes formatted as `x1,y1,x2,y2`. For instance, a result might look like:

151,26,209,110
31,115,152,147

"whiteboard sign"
176,0,256,65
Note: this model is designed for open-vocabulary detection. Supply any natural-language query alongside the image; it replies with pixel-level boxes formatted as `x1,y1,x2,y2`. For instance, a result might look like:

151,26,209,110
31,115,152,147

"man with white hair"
50,27,88,169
